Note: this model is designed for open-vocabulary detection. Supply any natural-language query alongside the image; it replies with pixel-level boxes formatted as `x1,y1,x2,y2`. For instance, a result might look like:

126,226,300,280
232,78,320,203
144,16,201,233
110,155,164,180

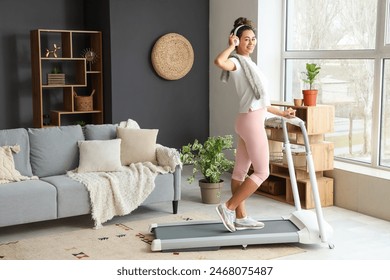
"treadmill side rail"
290,210,333,244
150,232,299,252
151,239,162,251
149,223,158,233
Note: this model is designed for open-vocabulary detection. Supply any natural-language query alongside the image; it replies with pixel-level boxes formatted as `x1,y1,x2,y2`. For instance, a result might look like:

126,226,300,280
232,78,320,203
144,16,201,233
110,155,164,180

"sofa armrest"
155,144,182,214
155,144,182,172
172,165,181,201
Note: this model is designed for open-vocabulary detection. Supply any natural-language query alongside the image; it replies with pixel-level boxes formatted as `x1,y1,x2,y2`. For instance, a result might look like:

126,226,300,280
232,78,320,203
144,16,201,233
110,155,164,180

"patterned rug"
0,213,305,260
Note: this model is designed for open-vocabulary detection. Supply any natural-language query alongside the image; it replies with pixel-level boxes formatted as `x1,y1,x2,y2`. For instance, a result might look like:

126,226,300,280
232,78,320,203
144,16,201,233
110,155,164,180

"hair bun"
233,17,254,29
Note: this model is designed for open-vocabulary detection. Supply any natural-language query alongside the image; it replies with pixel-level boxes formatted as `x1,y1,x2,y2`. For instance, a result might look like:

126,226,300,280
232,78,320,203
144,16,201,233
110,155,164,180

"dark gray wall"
0,0,209,149
0,0,84,129
84,0,113,124
86,0,210,148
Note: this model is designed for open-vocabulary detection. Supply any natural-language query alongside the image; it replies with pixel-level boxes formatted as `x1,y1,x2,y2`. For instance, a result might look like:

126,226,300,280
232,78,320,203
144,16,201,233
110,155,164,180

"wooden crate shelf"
255,104,335,209
255,176,334,209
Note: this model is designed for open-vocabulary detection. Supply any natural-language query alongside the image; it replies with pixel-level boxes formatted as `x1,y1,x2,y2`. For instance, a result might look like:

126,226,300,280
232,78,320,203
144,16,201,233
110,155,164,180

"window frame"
281,0,390,170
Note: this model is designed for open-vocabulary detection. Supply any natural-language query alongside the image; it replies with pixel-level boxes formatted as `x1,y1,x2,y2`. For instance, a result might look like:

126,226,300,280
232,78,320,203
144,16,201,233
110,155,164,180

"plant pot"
293,98,304,106
302,89,318,106
198,179,223,204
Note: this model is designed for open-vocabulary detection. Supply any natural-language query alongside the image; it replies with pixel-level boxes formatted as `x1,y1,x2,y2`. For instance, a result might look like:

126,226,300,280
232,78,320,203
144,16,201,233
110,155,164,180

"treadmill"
149,117,334,252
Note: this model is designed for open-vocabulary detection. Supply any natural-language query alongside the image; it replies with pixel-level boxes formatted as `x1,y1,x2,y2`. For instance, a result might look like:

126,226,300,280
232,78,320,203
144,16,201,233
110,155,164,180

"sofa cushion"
77,139,123,172
28,125,85,177
84,124,117,140
116,127,158,165
41,175,91,218
0,128,33,176
0,179,57,227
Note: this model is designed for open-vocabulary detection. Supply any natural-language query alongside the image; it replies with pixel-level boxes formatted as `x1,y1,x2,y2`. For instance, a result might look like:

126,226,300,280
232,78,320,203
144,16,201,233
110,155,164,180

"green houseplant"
301,63,321,106
180,135,235,204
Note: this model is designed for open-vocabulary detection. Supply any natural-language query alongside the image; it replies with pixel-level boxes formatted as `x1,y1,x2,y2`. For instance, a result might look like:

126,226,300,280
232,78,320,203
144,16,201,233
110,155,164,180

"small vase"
198,179,223,204
302,89,318,106
293,98,304,106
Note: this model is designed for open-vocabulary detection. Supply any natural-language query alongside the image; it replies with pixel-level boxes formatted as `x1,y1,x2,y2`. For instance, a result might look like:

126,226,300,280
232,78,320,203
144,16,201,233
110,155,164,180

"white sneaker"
216,204,236,232
235,216,264,230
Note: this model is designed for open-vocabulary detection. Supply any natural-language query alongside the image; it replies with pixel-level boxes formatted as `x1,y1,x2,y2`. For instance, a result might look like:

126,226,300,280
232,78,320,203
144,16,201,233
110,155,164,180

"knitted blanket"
67,143,181,229
0,145,38,184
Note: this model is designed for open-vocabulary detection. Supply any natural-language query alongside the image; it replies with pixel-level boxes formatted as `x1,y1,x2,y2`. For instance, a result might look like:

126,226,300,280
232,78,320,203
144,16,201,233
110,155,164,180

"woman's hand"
229,34,239,47
283,107,296,118
267,106,296,118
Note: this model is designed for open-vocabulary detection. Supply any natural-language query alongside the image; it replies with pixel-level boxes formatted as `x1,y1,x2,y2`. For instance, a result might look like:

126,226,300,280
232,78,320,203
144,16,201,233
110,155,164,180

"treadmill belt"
151,219,300,252
154,220,298,239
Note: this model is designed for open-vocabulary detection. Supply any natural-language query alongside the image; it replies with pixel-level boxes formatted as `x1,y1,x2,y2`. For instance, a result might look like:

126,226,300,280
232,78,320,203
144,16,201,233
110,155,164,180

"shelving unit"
30,29,103,127
255,103,335,209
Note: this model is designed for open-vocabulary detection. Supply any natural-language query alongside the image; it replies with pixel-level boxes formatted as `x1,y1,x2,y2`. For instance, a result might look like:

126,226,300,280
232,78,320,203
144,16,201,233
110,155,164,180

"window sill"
333,161,390,180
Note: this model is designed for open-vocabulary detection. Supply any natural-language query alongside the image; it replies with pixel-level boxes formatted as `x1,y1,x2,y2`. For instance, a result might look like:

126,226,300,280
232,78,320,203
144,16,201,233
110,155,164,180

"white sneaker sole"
235,224,265,231
216,205,236,232
234,221,265,231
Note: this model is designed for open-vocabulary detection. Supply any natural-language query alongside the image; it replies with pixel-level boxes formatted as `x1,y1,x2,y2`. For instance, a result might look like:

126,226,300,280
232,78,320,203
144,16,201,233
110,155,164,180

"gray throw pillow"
84,124,118,140
28,125,85,177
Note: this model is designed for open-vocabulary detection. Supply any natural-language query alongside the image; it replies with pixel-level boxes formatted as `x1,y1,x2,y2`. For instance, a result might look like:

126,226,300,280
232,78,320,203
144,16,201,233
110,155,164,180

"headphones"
233,25,246,36
232,25,248,46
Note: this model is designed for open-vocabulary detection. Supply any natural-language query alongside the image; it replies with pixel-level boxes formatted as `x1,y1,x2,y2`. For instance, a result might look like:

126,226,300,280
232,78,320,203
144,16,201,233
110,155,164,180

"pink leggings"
232,108,269,186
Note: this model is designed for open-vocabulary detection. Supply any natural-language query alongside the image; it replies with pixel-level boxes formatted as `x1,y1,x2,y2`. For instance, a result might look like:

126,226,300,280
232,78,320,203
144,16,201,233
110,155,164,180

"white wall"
257,0,283,101
326,163,390,221
209,0,258,141
209,0,283,140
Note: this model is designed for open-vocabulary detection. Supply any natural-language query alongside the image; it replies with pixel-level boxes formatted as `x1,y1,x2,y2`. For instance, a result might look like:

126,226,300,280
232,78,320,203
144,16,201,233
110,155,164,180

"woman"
214,17,295,232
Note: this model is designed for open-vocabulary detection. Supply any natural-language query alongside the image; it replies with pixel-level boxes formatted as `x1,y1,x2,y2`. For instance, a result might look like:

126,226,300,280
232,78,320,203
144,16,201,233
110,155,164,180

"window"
286,0,377,50
283,0,390,169
381,60,390,166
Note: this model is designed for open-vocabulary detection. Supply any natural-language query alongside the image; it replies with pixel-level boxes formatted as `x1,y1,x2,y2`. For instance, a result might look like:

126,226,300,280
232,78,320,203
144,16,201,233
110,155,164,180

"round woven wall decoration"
151,33,194,80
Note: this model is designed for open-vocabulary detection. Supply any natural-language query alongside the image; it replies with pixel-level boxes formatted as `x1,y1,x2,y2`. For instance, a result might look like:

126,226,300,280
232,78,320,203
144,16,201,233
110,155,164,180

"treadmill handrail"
281,119,302,211
285,116,305,127
265,116,304,128
281,117,329,243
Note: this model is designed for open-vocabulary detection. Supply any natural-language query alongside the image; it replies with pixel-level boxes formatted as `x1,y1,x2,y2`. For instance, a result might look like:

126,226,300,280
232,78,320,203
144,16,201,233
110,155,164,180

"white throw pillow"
77,139,123,173
116,127,158,165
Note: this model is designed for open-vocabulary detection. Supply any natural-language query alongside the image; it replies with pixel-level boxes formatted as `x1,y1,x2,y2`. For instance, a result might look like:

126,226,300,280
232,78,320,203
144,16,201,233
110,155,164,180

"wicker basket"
74,90,95,111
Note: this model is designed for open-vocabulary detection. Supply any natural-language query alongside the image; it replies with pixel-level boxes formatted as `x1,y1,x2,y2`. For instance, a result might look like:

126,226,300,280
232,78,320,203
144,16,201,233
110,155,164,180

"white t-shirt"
229,56,271,113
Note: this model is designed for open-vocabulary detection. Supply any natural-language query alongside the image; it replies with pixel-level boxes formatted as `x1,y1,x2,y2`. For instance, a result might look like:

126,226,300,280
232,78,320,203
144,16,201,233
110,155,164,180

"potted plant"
301,63,321,106
180,135,235,204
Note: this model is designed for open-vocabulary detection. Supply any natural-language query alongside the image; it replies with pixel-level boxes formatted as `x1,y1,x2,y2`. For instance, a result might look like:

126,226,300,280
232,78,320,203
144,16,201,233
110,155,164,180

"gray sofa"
0,124,181,228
